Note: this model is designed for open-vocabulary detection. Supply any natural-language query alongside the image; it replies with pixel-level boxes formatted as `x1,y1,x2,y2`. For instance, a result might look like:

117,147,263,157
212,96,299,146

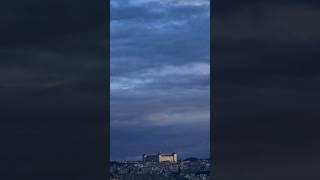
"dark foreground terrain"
110,158,210,180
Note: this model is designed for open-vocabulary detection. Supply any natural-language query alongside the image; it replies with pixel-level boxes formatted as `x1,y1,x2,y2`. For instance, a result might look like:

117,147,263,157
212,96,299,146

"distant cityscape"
110,152,211,180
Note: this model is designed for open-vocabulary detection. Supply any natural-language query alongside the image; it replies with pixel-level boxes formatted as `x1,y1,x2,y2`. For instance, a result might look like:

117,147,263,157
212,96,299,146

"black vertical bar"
210,0,216,178
105,0,110,179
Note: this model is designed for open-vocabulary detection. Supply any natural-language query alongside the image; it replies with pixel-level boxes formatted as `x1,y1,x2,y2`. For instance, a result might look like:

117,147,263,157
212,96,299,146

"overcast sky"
110,0,210,160
2,0,320,179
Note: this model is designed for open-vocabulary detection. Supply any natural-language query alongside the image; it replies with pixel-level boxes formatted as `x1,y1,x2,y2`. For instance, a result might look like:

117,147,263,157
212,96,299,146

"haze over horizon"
110,0,210,161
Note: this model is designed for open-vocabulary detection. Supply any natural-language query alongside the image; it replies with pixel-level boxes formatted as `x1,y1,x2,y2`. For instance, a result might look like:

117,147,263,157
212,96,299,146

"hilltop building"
143,152,177,163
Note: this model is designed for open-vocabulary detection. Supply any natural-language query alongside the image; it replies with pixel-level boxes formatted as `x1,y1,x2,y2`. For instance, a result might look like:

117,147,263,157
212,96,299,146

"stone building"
143,152,177,163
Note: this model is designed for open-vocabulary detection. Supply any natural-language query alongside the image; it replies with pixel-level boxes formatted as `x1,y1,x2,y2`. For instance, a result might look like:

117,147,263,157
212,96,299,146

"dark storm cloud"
0,0,107,179
110,0,210,160
213,0,320,179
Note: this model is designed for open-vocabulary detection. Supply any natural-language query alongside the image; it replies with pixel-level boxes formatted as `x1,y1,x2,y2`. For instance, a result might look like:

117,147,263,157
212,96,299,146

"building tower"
172,152,177,162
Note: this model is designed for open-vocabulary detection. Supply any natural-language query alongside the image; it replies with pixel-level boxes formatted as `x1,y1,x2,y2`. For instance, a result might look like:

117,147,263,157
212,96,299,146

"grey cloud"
111,1,209,76
111,1,210,161
111,62,209,92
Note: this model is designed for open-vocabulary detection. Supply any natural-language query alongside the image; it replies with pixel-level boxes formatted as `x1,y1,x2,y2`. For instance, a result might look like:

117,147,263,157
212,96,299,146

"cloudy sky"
2,0,320,179
110,0,210,160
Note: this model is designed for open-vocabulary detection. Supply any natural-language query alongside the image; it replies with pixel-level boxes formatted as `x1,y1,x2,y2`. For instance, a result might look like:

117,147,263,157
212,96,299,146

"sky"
1,0,320,179
110,0,210,160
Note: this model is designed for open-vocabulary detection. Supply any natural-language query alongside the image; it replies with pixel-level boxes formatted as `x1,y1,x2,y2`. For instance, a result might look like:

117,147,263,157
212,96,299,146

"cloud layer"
110,0,210,160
